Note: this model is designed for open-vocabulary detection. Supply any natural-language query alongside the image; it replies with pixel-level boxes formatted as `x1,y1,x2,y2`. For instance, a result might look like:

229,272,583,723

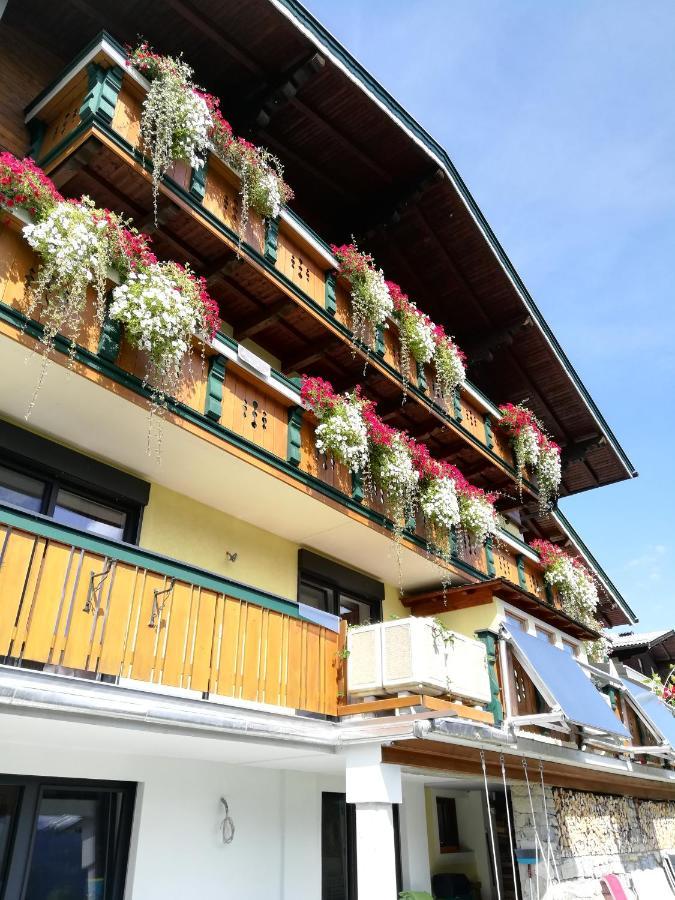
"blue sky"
303,0,675,632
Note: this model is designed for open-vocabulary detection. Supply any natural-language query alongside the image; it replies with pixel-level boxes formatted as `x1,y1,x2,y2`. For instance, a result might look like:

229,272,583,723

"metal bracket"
83,562,112,613
148,578,176,628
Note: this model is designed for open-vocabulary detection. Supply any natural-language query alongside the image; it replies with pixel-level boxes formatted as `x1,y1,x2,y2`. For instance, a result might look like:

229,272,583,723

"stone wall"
510,782,675,898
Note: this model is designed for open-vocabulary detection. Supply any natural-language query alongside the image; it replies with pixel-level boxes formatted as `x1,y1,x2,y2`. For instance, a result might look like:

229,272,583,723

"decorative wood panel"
0,522,338,715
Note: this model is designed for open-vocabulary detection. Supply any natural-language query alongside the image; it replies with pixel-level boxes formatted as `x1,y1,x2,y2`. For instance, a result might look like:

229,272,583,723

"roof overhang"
403,577,600,641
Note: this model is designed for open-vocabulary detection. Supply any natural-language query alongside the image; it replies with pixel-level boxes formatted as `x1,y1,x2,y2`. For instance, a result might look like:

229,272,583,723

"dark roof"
5,0,637,498
611,630,675,662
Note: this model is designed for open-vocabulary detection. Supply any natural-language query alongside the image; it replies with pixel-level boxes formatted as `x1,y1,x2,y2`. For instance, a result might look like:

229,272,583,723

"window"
436,796,460,852
298,551,384,625
562,640,578,656
0,776,134,900
505,613,526,632
535,626,555,644
53,489,127,541
0,467,44,512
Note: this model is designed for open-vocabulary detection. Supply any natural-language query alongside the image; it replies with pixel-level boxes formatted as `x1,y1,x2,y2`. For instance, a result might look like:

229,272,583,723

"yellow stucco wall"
140,483,300,601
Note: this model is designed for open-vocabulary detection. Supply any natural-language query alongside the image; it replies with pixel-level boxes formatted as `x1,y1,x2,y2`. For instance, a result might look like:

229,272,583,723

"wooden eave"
382,740,675,801
5,0,637,497
402,577,601,642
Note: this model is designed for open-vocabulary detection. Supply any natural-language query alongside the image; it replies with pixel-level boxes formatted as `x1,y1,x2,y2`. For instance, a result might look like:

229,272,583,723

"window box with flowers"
530,539,607,662
127,43,293,232
499,403,561,512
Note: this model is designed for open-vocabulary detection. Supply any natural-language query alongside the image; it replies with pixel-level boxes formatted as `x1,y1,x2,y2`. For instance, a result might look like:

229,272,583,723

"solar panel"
506,627,630,738
621,677,675,747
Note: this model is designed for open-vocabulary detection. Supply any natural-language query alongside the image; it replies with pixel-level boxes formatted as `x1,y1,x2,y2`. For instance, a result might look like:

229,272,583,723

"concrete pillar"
345,744,401,900
399,777,432,893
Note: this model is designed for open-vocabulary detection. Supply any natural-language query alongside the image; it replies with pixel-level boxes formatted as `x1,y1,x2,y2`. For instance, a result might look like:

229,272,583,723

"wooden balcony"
0,502,340,715
0,206,549,595
22,31,539,505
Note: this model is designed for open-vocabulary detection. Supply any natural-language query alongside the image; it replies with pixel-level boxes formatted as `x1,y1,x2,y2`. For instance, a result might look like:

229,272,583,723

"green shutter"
453,388,463,422
351,470,364,503
204,355,227,421
287,406,304,467
375,324,385,357
189,159,208,204
475,629,503,726
325,270,337,316
264,216,280,264
79,63,123,126
97,310,122,364
485,538,496,577
515,553,527,590
484,413,494,450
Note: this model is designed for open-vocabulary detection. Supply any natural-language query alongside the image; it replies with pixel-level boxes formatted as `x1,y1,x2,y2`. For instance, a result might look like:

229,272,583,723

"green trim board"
0,501,326,625
273,1,636,481
0,300,492,585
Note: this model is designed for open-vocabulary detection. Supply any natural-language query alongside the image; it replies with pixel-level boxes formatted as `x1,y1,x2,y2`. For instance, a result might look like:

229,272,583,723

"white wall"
0,716,344,900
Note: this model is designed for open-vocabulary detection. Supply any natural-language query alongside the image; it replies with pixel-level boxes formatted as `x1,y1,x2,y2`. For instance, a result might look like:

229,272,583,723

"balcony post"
515,553,527,590
97,306,122,364
484,412,494,450
79,62,123,127
476,628,504,726
345,744,401,900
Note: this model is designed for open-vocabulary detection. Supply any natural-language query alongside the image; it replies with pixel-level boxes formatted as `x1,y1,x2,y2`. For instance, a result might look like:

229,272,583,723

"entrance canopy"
505,627,629,739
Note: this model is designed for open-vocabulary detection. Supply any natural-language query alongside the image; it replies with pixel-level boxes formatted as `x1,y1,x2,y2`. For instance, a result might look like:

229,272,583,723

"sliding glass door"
0,777,135,900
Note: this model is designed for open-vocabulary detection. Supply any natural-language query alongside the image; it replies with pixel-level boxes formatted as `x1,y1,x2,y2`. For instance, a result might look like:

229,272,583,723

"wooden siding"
0,521,339,715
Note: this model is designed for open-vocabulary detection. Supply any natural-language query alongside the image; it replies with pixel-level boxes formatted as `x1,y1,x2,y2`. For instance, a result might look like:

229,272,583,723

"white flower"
370,435,419,523
514,423,540,471
109,262,210,400
458,491,498,545
420,475,460,533
315,397,369,472
433,337,466,400
349,267,394,344
537,442,562,511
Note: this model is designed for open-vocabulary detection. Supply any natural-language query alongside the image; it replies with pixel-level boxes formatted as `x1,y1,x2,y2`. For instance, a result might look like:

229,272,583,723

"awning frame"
501,627,629,743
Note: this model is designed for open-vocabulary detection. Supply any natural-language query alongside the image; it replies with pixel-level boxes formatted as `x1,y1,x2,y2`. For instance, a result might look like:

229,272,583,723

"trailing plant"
411,442,460,553
224,137,293,238
331,243,393,346
128,44,211,215
0,152,63,218
363,402,419,527
128,42,293,231
499,402,561,512
22,197,121,378
300,376,370,473
109,261,219,404
387,280,434,390
431,323,467,401
456,478,499,547
530,540,602,638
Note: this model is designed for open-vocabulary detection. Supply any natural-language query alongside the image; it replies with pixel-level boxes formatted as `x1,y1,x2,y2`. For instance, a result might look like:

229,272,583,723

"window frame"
0,456,142,544
298,550,384,625
0,774,135,900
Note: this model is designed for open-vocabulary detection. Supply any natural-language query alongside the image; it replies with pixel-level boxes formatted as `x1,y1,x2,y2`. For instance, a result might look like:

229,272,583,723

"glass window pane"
0,785,21,884
562,640,577,656
506,614,525,631
299,581,332,613
24,788,124,900
536,627,554,644
0,465,45,512
338,594,373,626
53,490,127,540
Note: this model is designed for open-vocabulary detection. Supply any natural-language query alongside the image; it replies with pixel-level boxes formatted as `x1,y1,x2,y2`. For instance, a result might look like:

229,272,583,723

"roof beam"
234,299,295,340
283,335,343,372
241,53,326,128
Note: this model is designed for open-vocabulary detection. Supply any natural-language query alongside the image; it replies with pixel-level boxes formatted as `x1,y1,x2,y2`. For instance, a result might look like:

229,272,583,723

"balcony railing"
0,207,551,594
22,31,538,502
0,502,340,715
